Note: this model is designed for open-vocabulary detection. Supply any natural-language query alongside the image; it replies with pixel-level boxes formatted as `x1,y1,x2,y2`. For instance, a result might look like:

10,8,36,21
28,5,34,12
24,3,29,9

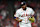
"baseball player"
14,1,35,27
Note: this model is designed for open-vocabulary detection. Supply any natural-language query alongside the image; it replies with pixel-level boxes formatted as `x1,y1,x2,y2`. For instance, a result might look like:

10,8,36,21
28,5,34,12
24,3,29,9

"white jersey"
14,7,34,27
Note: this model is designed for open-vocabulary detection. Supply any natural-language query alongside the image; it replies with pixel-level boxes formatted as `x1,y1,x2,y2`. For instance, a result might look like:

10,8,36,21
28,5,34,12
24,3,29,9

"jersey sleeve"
14,10,20,17
31,8,35,15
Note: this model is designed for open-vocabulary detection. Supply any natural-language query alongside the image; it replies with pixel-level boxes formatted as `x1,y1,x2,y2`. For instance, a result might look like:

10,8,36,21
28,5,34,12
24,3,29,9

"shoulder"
16,8,22,12
27,7,33,11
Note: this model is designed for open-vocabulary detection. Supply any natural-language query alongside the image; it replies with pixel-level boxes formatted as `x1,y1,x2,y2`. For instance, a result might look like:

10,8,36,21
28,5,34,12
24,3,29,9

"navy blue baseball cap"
21,1,26,6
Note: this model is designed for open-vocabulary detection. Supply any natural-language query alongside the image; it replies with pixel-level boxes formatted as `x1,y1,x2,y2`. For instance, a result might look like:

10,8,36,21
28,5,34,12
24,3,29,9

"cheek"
23,6,26,7
22,5,26,8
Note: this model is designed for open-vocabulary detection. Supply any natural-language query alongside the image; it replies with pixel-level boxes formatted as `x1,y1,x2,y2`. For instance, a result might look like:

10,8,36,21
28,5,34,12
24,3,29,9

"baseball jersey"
14,7,34,24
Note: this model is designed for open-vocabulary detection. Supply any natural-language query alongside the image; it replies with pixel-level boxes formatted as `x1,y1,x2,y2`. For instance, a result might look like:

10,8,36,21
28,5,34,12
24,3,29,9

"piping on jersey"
25,8,29,23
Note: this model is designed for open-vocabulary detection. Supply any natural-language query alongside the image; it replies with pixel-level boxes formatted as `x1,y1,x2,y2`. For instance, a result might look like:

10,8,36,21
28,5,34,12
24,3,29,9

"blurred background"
0,0,40,27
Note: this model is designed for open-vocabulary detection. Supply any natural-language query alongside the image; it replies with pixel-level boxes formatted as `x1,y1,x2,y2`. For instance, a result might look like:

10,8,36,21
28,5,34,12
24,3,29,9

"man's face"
21,5,26,9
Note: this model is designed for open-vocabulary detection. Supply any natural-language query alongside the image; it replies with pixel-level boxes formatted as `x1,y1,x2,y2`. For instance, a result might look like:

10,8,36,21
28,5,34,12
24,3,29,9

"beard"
23,7,26,10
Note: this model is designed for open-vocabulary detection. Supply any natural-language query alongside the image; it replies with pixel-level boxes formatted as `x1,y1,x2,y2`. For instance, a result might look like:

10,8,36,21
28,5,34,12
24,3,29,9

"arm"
14,17,22,22
29,8,35,23
14,10,22,22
